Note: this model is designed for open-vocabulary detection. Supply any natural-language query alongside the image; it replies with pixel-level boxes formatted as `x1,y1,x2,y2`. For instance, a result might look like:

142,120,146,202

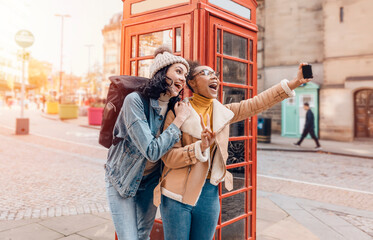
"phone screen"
302,65,313,79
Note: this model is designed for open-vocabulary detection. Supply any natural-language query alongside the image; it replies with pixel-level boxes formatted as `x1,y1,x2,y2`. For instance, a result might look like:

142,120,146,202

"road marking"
257,174,373,195
0,124,105,150
65,131,99,138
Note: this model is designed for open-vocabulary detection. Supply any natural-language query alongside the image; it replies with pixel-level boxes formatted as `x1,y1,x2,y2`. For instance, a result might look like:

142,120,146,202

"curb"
258,147,373,160
40,113,100,130
40,112,59,121
79,124,101,130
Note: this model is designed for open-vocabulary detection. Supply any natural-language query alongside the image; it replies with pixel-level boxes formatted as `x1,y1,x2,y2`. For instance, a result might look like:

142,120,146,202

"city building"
322,0,373,141
101,12,122,99
257,0,373,141
0,0,31,97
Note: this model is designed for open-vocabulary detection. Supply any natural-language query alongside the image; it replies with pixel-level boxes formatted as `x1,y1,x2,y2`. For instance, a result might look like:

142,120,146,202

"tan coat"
154,81,294,207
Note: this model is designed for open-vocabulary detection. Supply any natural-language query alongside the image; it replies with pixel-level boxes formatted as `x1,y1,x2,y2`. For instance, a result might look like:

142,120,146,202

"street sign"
15,30,34,48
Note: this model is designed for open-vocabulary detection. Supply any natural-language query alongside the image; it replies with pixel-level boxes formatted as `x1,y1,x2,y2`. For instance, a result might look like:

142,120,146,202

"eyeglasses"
191,69,219,79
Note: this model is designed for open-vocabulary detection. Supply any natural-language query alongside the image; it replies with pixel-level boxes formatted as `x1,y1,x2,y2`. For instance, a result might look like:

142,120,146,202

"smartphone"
302,64,313,79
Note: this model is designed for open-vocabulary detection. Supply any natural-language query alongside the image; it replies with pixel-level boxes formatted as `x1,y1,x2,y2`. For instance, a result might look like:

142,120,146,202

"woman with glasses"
155,61,311,240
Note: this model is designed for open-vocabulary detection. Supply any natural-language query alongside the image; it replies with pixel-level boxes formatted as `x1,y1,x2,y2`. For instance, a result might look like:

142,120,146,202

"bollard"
16,118,29,135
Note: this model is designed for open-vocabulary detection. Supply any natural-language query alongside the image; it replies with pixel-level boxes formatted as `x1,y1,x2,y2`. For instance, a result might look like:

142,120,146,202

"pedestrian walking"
155,62,312,240
294,102,322,149
105,47,191,240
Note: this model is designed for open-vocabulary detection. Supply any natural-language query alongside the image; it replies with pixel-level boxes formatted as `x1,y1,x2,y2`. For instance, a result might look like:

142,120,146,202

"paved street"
257,151,373,210
0,107,373,239
0,109,108,221
0,107,101,147
257,151,373,239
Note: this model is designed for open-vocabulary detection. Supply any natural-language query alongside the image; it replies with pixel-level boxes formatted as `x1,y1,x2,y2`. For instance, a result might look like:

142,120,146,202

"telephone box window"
249,64,253,85
139,29,173,57
131,36,136,58
130,61,136,76
249,39,253,61
209,0,251,20
223,32,247,59
138,59,153,77
223,59,247,85
221,192,246,222
223,87,246,137
222,218,247,239
175,27,181,52
217,29,221,53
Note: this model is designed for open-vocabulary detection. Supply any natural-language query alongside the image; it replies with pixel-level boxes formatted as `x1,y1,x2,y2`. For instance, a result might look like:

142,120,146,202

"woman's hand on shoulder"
172,101,191,128
287,63,312,90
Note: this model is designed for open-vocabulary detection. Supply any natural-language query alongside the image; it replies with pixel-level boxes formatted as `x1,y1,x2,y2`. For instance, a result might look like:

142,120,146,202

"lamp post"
85,44,94,75
55,14,70,99
14,29,34,135
85,44,94,95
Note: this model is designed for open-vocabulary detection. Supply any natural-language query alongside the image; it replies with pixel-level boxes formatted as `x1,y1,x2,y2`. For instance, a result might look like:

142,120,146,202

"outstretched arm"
226,63,311,123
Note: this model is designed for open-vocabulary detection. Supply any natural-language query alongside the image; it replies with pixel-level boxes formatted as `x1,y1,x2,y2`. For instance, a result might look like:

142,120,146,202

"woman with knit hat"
156,61,311,240
105,47,190,240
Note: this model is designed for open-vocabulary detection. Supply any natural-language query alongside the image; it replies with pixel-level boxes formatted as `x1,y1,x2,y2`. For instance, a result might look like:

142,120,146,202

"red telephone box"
119,0,258,239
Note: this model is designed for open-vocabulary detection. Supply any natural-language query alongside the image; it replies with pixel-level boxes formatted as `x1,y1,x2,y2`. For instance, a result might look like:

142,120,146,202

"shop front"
120,0,258,239
281,82,320,138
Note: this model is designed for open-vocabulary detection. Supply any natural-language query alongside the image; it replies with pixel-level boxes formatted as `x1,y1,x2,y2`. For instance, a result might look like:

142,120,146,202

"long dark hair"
185,60,201,93
138,64,183,116
138,65,172,99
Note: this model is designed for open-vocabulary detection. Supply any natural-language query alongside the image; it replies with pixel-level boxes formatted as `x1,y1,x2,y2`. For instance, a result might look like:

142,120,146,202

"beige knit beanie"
149,46,189,78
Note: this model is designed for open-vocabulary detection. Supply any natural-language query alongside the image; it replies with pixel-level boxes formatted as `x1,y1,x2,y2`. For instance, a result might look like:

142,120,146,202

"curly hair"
138,65,172,99
185,60,201,93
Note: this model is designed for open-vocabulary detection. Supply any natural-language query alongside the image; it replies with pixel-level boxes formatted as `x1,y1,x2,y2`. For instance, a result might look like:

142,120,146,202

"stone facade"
258,0,373,141
321,0,373,141
257,0,324,133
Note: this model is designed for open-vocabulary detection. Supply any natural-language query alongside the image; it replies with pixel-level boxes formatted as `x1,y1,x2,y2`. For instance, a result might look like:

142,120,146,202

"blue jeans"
160,180,220,240
106,170,160,240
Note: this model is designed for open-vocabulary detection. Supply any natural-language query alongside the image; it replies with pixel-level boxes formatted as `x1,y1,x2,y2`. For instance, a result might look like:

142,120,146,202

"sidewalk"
1,191,371,240
256,191,373,240
258,133,373,159
19,112,372,240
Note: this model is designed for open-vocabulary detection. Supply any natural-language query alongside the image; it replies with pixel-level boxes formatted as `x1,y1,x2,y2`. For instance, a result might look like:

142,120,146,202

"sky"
23,0,123,76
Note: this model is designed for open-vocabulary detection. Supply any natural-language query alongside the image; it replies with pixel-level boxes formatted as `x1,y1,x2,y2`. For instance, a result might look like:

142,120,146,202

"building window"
340,7,344,23
105,50,117,63
105,55,116,63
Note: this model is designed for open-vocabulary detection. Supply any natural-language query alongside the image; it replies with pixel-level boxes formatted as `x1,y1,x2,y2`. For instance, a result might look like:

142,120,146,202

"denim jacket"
105,92,181,198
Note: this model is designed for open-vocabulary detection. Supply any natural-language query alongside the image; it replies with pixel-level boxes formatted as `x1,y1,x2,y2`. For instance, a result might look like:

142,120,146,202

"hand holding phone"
302,64,313,79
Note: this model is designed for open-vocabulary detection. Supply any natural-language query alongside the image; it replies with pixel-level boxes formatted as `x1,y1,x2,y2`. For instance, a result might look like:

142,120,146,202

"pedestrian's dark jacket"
304,109,315,130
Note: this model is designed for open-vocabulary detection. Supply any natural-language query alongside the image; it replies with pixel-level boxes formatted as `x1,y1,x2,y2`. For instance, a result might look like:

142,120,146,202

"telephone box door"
208,16,257,240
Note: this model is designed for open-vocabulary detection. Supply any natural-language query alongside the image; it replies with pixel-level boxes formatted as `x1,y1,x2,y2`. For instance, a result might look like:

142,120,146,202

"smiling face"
165,63,188,97
188,65,219,99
